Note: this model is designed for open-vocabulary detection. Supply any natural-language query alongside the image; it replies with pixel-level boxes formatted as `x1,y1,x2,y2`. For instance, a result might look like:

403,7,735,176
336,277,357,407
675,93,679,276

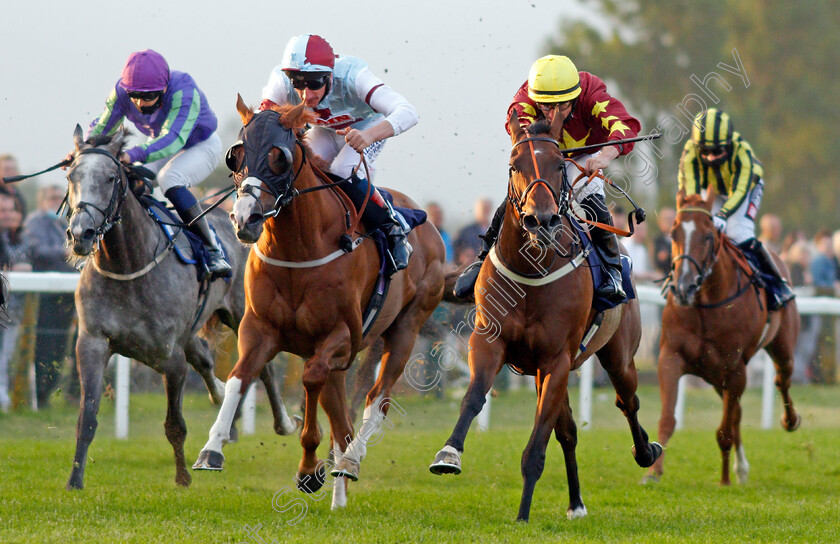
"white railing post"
675,375,687,430
761,351,776,429
115,355,130,439
579,358,594,430
242,385,256,435
477,392,491,431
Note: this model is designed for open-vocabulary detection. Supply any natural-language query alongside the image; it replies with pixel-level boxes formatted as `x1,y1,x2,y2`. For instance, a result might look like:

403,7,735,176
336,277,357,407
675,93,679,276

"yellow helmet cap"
527,55,581,103
691,108,733,148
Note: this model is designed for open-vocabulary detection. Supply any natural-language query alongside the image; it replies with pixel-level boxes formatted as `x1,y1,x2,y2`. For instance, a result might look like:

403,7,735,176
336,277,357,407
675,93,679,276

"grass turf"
2,383,839,543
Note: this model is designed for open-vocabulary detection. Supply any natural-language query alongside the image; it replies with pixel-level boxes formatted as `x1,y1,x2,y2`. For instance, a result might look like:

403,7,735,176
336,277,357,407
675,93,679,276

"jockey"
85,49,231,279
455,55,640,303
679,108,794,310
259,34,419,271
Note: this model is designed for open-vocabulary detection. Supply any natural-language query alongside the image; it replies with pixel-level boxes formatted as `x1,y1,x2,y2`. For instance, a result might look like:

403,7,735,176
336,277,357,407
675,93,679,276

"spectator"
454,197,493,263
0,192,32,411
426,202,453,262
810,229,838,292
623,220,656,283
24,181,77,408
759,213,783,255
0,154,28,213
652,206,676,278
610,205,628,233
787,239,815,384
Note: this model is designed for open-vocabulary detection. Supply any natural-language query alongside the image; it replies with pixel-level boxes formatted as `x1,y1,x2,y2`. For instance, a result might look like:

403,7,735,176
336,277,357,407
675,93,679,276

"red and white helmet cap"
281,34,335,74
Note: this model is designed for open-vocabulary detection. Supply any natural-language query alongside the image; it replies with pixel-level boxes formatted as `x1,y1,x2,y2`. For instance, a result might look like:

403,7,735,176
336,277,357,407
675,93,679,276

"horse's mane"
264,104,331,172
527,120,552,136
86,128,129,150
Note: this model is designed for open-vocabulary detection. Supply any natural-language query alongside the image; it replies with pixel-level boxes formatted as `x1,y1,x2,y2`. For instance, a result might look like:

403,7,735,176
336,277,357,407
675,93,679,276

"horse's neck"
699,243,738,302
260,168,348,259
95,195,160,272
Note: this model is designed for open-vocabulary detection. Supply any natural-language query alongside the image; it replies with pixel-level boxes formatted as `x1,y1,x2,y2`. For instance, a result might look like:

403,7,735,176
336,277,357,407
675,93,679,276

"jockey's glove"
713,215,727,233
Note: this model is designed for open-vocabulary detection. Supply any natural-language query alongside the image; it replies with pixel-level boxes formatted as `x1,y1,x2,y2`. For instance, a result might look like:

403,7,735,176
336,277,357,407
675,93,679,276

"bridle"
670,206,722,295
507,135,570,226
67,147,130,243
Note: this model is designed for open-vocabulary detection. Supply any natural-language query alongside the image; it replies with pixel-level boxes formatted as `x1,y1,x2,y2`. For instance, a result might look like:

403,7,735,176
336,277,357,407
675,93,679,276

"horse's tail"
442,262,475,304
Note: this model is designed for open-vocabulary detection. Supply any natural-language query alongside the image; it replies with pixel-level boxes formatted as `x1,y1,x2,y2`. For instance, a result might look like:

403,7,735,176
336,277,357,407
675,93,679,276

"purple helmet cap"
120,49,170,92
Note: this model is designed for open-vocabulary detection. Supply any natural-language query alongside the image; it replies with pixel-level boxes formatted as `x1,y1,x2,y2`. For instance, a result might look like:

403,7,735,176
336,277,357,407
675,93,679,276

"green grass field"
3,383,840,543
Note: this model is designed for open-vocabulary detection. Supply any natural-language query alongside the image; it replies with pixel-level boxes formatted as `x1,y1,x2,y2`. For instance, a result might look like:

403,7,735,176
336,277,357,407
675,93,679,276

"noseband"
670,207,721,292
68,147,130,242
507,135,570,224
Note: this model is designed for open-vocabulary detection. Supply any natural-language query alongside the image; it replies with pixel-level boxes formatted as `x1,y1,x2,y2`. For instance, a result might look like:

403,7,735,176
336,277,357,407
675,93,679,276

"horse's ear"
676,188,686,209
236,93,253,125
279,102,307,128
548,104,564,140
509,110,523,145
73,124,84,150
107,126,126,155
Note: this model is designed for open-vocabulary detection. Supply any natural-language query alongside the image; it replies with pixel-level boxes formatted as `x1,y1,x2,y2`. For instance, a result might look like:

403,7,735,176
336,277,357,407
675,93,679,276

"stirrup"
205,248,232,279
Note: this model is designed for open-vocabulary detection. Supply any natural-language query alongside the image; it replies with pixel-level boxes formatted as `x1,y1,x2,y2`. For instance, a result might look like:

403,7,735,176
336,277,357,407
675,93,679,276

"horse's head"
670,189,719,305
227,95,313,243
65,124,130,256
507,110,567,248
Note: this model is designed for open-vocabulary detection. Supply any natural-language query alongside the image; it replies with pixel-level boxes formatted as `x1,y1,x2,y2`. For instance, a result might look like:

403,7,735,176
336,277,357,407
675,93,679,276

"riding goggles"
127,90,164,101
288,74,329,91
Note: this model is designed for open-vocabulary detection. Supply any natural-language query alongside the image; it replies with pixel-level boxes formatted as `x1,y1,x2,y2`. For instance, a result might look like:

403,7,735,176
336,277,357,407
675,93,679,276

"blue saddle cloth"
378,188,427,230
139,196,228,281
569,217,636,313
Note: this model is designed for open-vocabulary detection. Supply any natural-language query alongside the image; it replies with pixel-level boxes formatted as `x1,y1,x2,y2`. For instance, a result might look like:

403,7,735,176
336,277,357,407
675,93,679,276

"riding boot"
343,174,413,271
453,200,506,299
177,203,233,279
581,195,626,305
739,238,795,310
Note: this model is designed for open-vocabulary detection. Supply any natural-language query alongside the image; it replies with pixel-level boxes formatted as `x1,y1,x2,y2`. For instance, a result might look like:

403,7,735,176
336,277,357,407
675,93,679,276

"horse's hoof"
330,455,360,482
640,472,661,485
781,412,801,432
275,414,300,436
429,446,462,475
632,442,663,468
296,471,325,494
567,505,588,520
176,471,192,487
192,449,224,471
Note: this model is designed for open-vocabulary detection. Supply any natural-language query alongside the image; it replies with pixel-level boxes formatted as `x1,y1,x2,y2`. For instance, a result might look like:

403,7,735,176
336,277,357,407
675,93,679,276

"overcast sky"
1,0,586,230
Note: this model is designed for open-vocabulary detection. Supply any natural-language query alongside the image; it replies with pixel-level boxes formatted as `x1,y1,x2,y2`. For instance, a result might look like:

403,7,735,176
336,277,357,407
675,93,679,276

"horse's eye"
225,142,243,171
269,146,293,176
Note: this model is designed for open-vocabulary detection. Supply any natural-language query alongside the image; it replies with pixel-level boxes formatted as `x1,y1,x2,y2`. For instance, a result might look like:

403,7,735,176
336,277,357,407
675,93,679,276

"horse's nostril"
81,229,96,242
246,214,263,227
522,215,539,232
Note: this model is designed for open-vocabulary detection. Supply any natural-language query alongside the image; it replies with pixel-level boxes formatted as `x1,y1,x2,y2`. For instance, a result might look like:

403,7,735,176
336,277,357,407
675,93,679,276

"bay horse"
645,190,800,485
193,98,446,509
64,125,297,490
429,112,662,522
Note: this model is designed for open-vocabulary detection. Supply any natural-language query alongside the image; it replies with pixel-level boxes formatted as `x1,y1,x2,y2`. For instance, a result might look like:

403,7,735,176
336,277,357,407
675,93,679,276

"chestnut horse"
429,112,662,522
645,191,800,485
193,98,445,509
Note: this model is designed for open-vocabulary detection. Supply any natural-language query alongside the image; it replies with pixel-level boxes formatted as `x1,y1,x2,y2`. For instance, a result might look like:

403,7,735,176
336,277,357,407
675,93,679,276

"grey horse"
64,125,297,490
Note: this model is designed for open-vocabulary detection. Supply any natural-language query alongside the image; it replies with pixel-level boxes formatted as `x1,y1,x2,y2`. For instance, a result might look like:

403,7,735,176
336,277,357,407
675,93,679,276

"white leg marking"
681,220,696,278
347,393,387,462
203,377,244,452
567,505,588,519
441,445,460,455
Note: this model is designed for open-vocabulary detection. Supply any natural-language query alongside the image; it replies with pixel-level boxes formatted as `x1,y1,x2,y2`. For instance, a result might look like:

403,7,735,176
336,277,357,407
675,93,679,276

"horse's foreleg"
430,337,505,476
316,370,353,509
184,335,225,405
644,348,684,482
162,362,190,487
517,362,570,522
67,335,110,490
553,390,586,519
731,401,749,484
717,375,745,486
193,313,279,471
259,362,298,435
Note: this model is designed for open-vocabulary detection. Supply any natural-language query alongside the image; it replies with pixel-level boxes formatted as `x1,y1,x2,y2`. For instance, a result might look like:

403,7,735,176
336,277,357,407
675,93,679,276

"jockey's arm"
339,69,418,152
583,145,620,175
